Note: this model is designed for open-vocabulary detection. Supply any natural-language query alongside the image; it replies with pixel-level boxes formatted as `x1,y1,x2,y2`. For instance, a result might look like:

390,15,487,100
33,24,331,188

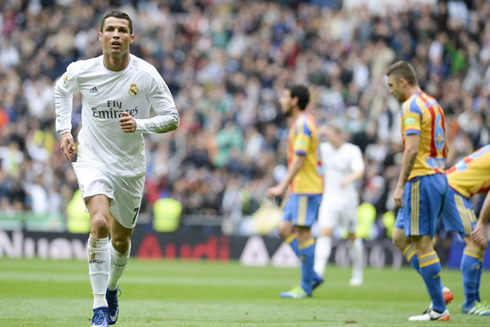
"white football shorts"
318,198,359,233
73,162,145,229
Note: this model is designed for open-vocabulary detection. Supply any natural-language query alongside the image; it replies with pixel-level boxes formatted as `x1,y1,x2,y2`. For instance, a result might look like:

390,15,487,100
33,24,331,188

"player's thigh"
318,199,341,229
109,174,145,229
86,194,112,218
278,221,294,239
392,227,411,250
441,187,477,238
402,174,447,238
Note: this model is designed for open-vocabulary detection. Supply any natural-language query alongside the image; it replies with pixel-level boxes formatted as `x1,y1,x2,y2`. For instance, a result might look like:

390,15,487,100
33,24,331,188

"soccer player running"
314,122,365,286
441,145,490,316
387,61,450,321
267,84,323,298
54,11,179,327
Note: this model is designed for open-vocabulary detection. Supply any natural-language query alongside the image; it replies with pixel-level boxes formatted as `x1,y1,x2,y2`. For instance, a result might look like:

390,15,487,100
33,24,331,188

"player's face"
99,17,134,57
325,127,342,146
325,126,336,141
387,74,407,102
279,89,294,116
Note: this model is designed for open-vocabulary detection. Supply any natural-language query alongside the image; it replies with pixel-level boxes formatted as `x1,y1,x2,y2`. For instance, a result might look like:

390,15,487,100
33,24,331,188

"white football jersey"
55,54,179,177
320,142,364,202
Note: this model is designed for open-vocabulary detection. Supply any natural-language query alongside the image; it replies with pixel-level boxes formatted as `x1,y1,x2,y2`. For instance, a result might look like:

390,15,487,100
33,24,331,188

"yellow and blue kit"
282,113,322,227
443,145,490,309
395,92,448,238
441,145,490,237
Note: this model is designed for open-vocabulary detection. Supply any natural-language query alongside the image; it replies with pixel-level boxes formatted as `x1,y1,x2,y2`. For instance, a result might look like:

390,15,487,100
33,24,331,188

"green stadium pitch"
0,258,488,326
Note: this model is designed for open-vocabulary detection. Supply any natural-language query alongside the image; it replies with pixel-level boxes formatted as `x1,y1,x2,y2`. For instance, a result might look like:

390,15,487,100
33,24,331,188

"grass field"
0,258,489,326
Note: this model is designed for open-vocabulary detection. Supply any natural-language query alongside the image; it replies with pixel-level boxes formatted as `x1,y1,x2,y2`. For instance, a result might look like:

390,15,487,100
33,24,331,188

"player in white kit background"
54,10,179,327
314,122,365,286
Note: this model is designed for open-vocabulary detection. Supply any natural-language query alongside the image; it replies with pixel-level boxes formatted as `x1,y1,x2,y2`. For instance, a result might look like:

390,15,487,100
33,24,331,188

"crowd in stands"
0,0,489,237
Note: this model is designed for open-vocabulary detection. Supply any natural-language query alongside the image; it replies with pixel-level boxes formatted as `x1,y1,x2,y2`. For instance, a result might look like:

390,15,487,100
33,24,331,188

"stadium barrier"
1,229,486,269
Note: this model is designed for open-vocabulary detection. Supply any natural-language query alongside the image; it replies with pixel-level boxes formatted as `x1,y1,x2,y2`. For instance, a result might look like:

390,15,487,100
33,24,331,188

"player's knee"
90,214,110,236
412,236,434,254
392,239,401,251
278,225,292,240
112,237,130,254
475,237,488,251
347,233,356,242
278,228,289,240
465,236,487,251
392,234,405,251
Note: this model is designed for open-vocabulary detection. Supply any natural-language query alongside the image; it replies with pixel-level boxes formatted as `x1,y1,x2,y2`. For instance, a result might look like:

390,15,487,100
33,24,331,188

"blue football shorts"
395,174,448,238
282,194,322,227
440,187,477,238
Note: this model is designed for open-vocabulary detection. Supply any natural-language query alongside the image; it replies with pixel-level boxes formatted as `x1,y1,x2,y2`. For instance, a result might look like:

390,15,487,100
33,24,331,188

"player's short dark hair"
386,61,418,86
326,120,344,134
285,84,310,110
100,10,133,35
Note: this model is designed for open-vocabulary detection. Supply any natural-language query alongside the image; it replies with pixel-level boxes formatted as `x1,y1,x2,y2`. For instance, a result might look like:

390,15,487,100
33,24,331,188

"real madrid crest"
129,84,139,96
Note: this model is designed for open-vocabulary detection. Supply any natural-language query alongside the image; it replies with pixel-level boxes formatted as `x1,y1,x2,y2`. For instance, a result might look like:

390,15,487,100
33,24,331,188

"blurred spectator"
0,0,488,237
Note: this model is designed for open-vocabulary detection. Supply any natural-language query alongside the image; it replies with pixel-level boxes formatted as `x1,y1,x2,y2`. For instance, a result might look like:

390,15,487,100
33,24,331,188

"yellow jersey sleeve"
292,118,312,156
401,97,422,136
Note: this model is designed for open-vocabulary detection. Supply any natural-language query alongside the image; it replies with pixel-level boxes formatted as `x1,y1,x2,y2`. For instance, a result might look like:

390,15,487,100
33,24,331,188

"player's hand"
339,178,349,188
393,184,405,208
471,221,488,248
119,111,136,133
267,185,286,199
60,132,76,161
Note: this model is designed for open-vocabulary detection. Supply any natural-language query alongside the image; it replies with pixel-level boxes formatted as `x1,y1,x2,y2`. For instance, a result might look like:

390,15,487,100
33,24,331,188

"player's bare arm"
60,132,76,161
340,170,364,188
267,154,306,198
471,191,490,247
394,134,419,208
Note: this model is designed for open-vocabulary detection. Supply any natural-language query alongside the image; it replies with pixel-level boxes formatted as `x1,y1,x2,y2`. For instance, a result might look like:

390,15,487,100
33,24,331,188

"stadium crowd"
0,0,489,236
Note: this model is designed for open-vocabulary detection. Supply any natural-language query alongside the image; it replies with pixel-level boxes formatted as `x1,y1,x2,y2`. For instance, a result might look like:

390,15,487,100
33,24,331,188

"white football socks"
87,235,110,309
347,238,363,279
314,236,332,277
107,242,130,291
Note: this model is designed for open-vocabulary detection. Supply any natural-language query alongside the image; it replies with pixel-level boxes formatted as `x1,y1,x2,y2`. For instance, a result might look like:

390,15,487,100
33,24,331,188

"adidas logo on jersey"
89,86,99,93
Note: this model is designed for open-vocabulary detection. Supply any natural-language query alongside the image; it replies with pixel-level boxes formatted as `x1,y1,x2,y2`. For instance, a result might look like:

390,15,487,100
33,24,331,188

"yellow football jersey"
401,92,447,180
287,113,322,194
446,145,490,198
